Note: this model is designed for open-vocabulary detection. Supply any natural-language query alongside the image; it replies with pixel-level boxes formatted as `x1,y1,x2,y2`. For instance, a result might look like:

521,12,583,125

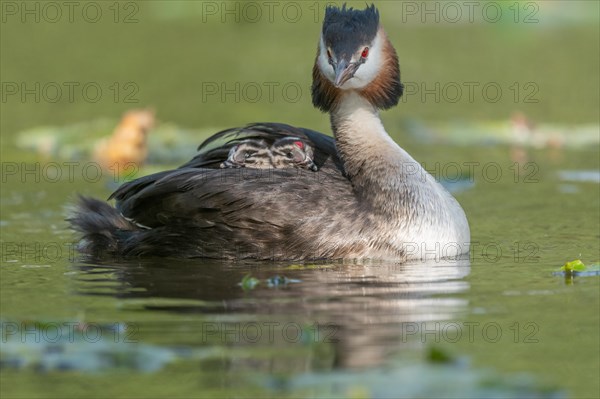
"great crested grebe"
70,4,470,261
220,137,318,171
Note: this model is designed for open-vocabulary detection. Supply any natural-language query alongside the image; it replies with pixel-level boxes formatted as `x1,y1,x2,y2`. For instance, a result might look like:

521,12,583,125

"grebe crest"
312,4,403,112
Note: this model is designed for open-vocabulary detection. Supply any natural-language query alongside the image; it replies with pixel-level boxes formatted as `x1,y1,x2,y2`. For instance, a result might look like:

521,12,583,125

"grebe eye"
361,47,369,58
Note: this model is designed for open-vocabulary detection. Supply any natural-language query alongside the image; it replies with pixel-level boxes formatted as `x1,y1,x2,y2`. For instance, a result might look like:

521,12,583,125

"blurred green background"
1,0,598,161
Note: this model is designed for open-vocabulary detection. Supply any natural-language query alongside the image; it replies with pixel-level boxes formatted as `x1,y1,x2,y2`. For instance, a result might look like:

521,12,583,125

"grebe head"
312,4,404,112
271,137,318,171
220,139,272,169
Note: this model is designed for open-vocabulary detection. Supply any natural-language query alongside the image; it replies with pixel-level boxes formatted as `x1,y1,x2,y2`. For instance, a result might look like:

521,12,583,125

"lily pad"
553,261,600,277
559,259,587,273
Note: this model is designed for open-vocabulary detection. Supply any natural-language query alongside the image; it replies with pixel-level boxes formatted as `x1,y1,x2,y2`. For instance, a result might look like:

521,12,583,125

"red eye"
361,47,369,58
293,141,304,149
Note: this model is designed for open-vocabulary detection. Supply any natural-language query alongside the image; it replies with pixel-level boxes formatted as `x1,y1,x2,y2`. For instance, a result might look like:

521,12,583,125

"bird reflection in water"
72,257,470,370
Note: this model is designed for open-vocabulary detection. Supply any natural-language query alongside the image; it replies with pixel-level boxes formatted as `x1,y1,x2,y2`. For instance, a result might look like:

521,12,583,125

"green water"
1,1,599,398
1,144,598,398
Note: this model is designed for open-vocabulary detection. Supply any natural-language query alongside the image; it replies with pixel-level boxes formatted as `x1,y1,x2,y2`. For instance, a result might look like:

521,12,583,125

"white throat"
331,92,471,260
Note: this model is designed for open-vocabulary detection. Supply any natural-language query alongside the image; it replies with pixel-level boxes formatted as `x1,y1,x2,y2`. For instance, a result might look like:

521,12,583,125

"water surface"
1,145,598,398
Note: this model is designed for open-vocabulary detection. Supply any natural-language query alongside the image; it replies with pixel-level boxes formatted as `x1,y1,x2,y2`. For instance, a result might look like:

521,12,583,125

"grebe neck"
331,92,425,214
330,91,470,255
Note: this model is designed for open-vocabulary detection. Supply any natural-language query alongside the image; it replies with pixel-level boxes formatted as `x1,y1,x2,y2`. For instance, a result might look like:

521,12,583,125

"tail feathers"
67,196,140,256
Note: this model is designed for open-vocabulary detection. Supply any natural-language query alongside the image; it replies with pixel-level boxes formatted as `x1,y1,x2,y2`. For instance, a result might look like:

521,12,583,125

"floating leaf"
559,259,586,273
239,274,260,291
266,275,287,287
266,275,302,288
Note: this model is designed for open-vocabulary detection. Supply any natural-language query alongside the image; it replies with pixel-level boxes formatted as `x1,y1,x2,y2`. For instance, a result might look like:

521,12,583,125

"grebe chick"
219,137,318,171
219,139,270,169
271,137,318,171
